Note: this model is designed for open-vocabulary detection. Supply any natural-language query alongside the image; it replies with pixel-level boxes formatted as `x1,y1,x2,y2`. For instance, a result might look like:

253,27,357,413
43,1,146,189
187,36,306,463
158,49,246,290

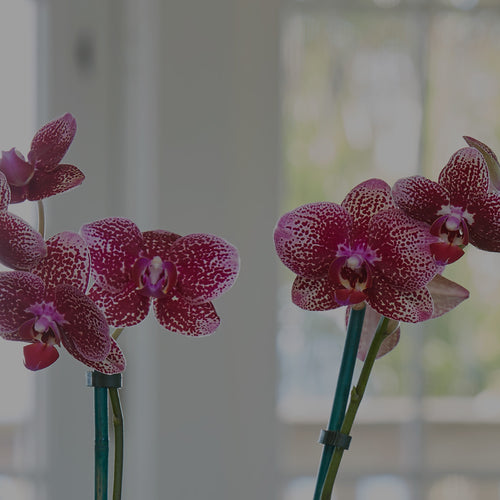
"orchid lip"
132,255,178,298
328,244,375,305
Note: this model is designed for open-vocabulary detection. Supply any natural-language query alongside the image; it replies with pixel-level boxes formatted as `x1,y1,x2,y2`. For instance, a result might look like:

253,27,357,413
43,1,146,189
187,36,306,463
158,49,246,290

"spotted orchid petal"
0,212,47,270
153,292,220,336
341,178,395,238
426,274,469,318
25,164,84,202
367,280,433,323
0,171,10,210
349,305,400,361
32,232,90,291
464,136,500,191
69,336,126,374
438,147,489,206
369,209,439,290
55,285,110,362
81,217,143,292
89,283,150,327
142,230,182,257
291,275,341,311
466,192,500,252
168,233,240,304
0,272,45,332
274,202,351,279
28,113,77,169
392,176,450,225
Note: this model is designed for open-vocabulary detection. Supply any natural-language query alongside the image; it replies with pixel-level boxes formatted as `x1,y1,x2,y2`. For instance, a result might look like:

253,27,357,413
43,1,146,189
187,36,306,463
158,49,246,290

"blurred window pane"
279,2,500,499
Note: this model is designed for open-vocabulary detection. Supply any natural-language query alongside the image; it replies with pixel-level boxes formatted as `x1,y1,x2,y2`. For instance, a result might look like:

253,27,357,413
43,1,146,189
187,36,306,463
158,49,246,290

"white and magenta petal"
274,202,351,279
392,176,450,225
367,280,433,323
426,274,469,318
89,283,150,327
467,192,500,252
0,271,45,332
341,178,395,237
32,231,90,291
0,212,47,270
27,164,84,201
142,230,182,259
369,209,438,290
28,113,76,168
153,293,220,336
0,171,11,210
464,136,500,192
291,275,341,311
438,147,489,206
70,337,126,374
169,233,240,304
81,217,143,291
55,284,110,362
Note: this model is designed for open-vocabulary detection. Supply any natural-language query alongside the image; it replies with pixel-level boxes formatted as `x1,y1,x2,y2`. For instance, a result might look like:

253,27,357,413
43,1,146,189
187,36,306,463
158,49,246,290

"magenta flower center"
328,243,378,306
20,301,66,345
131,255,178,298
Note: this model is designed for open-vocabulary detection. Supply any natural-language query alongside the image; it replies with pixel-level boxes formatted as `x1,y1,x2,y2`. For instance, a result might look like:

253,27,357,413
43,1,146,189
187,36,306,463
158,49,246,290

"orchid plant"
0,114,240,500
274,137,499,499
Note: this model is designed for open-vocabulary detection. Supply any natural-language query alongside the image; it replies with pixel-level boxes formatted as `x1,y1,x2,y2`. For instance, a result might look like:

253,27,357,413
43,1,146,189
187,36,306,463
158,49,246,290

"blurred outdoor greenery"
278,3,500,401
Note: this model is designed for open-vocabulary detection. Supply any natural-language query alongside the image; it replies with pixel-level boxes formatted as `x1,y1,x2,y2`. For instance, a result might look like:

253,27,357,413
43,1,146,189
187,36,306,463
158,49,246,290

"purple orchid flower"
0,113,84,203
354,274,469,361
392,146,500,265
80,217,240,336
274,179,444,323
0,171,46,270
0,232,123,373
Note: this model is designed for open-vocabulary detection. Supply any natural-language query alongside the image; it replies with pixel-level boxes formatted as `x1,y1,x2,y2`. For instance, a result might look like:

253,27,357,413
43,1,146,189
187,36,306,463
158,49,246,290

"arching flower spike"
0,232,119,372
0,113,84,203
0,171,46,270
274,179,441,323
81,218,240,336
393,146,500,264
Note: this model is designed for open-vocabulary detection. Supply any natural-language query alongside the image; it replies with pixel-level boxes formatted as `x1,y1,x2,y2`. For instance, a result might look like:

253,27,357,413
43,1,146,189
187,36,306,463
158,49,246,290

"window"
278,1,500,498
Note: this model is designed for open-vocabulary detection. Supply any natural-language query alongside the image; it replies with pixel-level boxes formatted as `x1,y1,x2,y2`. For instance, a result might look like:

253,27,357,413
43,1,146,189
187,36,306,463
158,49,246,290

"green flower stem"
94,385,109,500
320,316,391,500
312,306,366,500
109,387,124,500
37,200,45,238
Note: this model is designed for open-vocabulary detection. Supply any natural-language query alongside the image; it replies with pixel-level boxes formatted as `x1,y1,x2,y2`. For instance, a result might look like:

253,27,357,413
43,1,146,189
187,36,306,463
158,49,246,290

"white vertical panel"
37,1,281,499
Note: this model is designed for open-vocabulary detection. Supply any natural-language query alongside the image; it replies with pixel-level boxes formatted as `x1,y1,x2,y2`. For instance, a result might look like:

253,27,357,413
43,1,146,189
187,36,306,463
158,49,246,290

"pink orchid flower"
393,146,500,265
80,218,240,336
274,179,443,323
354,274,469,361
0,232,123,372
0,171,46,270
0,113,84,203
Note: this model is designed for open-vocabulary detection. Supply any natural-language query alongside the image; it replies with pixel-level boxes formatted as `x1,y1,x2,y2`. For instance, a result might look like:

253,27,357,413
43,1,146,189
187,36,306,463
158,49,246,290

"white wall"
37,1,281,499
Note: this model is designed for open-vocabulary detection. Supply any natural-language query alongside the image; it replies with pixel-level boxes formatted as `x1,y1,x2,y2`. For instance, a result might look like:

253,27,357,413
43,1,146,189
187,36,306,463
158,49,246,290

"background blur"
1,0,500,499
